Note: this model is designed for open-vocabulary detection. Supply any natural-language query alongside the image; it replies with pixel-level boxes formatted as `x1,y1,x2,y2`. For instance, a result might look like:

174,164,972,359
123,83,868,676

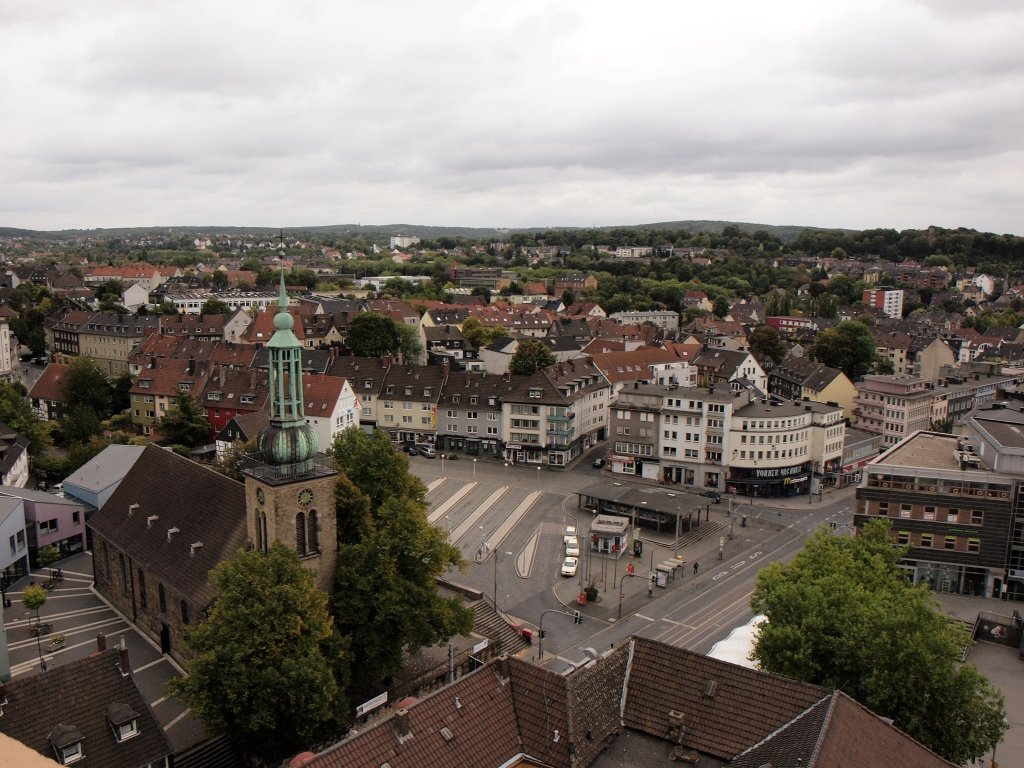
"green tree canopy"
0,382,47,454
346,312,402,358
460,317,508,349
158,391,210,448
61,356,113,417
61,404,103,445
167,543,344,760
331,428,426,511
751,520,1007,764
509,338,556,376
748,325,788,365
23,583,47,621
807,320,877,379
334,494,471,695
712,295,730,318
200,297,231,315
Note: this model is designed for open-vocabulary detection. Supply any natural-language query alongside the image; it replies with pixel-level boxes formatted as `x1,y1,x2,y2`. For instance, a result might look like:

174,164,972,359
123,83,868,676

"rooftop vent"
166,527,180,542
190,542,204,557
128,503,139,516
440,726,455,742
146,515,158,529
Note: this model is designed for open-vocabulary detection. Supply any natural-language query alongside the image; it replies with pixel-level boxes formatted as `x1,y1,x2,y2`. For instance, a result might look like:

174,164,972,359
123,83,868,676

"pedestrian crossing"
426,477,549,559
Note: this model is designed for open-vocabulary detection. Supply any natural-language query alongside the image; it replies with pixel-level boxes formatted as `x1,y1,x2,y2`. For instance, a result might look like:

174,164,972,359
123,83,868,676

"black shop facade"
727,461,811,499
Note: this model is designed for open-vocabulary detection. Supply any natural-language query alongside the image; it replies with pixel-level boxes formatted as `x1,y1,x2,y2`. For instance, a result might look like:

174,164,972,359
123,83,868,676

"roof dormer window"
49,724,85,764
107,702,141,743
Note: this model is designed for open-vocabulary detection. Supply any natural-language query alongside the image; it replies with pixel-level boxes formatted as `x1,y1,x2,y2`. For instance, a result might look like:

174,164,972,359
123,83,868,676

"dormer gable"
49,723,85,764
106,702,141,743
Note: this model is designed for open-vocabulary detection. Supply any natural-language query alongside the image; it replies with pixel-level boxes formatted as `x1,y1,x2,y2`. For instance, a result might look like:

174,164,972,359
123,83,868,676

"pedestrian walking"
693,561,699,575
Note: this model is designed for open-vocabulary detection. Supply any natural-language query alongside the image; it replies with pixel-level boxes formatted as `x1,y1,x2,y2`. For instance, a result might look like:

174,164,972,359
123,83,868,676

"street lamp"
494,550,513,610
473,458,477,480
536,465,541,491
615,569,635,619
441,453,446,477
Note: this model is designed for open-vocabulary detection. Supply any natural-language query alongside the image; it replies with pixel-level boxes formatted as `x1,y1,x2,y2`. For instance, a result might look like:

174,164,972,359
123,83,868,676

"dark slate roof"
621,638,827,760
306,662,522,768
252,346,334,375
731,692,957,768
216,408,270,443
0,648,172,768
88,445,247,607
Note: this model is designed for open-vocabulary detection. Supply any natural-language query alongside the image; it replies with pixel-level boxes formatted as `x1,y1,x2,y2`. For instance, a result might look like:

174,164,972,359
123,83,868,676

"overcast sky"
2,1,1022,234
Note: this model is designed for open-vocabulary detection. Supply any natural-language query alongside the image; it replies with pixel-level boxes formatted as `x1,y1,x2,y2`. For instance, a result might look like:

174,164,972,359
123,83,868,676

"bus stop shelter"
575,481,712,546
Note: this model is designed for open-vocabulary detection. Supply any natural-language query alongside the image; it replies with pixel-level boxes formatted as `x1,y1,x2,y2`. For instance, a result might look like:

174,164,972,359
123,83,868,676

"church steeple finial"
256,267,319,472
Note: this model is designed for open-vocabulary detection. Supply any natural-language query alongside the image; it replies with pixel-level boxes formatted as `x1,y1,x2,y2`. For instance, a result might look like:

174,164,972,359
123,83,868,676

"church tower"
244,270,338,593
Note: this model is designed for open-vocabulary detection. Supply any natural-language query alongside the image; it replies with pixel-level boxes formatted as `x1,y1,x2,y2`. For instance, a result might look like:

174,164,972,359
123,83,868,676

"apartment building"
79,313,161,375
727,400,817,498
375,363,449,445
502,358,610,466
608,310,680,333
607,383,665,480
854,429,1016,599
854,374,933,448
435,372,517,458
862,287,904,319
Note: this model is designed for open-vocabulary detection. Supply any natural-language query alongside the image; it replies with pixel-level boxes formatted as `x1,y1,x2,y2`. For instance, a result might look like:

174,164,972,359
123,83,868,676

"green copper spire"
257,268,319,469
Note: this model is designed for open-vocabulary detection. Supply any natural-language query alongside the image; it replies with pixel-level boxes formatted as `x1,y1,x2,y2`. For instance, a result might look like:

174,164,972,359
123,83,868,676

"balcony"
548,411,576,422
547,425,576,438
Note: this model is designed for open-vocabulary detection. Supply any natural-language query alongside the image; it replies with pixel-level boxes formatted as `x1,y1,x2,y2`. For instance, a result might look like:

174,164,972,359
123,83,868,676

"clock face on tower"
298,488,313,507
256,488,265,505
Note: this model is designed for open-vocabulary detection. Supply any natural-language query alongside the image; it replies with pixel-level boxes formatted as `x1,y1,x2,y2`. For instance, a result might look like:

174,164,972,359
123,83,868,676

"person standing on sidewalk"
693,561,699,575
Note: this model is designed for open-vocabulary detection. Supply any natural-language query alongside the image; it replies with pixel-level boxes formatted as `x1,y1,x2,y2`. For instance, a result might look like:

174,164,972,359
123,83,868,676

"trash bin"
741,514,748,527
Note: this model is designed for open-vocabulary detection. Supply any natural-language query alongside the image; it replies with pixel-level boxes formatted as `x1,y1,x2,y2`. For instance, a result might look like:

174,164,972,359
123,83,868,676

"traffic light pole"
537,608,583,660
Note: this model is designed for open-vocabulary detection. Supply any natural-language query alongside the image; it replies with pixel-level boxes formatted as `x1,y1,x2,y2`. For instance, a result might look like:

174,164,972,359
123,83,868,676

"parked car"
560,556,579,577
419,446,437,458
592,457,605,468
565,536,580,557
563,525,577,544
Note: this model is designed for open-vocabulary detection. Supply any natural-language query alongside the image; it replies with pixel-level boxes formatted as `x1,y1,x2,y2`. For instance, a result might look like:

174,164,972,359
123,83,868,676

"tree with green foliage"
751,520,1006,764
212,439,260,481
748,325,788,365
61,405,103,445
807,320,877,379
509,338,556,376
61,356,113,418
110,372,134,414
873,356,895,375
334,494,472,695
330,428,471,693
712,295,730,319
345,312,402,358
37,543,60,570
395,321,424,362
23,583,48,627
460,317,508,349
158,391,210,448
200,297,231,315
331,428,426,511
166,543,344,760
0,382,47,454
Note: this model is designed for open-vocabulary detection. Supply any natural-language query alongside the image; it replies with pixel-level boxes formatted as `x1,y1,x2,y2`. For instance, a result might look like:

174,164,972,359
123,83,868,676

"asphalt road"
411,453,858,673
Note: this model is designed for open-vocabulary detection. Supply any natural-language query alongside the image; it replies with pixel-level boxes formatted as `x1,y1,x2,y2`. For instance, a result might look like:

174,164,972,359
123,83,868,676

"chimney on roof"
167,527,180,542
118,635,130,677
394,708,412,739
96,634,107,653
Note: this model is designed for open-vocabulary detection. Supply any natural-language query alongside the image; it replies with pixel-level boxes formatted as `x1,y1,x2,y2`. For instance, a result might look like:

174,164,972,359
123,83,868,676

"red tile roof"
28,363,70,403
